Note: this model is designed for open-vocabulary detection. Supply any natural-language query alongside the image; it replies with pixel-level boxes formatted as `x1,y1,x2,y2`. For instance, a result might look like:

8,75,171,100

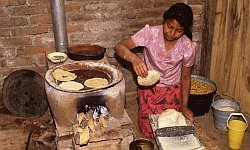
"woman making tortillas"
114,3,197,138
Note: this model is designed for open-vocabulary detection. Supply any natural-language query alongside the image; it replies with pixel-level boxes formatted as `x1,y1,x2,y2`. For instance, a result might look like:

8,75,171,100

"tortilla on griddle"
59,81,84,91
52,68,77,81
84,77,108,89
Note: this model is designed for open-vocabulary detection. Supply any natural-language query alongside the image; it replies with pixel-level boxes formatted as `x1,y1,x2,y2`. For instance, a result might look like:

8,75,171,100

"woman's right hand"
131,56,148,78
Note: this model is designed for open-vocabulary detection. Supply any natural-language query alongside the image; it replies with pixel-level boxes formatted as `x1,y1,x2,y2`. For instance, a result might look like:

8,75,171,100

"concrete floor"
0,99,249,150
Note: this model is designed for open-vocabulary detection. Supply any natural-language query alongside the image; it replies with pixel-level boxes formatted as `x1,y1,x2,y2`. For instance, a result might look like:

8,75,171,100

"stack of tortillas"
158,109,187,128
52,68,84,91
137,70,160,86
84,77,108,89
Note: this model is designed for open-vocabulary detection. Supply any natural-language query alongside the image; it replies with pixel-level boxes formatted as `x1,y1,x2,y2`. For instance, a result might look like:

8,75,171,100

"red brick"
0,47,16,58
31,36,54,46
122,1,153,10
191,5,203,15
0,68,15,77
102,2,119,10
0,17,28,28
27,0,49,4
30,15,52,25
137,10,162,19
0,37,32,47
0,0,26,6
127,20,154,29
122,10,162,20
67,23,85,33
103,12,122,19
65,2,83,12
187,0,204,5
0,8,5,17
85,2,102,11
9,56,36,67
85,21,122,31
10,5,45,16
153,0,182,8
67,13,97,22
12,26,49,36
17,45,54,55
0,29,11,37
22,65,48,74
35,53,47,66
0,56,36,67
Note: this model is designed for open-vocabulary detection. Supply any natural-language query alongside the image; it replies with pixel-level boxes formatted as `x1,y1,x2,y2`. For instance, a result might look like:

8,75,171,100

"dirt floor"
0,98,249,150
125,98,250,150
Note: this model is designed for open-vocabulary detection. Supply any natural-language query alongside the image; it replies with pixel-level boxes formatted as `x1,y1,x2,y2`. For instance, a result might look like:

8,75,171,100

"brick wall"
0,0,205,106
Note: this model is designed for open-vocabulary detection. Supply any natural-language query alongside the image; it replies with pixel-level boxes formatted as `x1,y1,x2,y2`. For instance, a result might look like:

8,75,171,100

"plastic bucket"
211,99,240,131
188,75,217,116
227,113,248,149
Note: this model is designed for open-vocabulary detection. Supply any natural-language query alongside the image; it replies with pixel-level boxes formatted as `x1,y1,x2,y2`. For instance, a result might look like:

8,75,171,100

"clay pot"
67,44,106,60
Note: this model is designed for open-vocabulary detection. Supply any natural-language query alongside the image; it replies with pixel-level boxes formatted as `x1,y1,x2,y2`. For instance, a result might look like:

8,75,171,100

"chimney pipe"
50,0,68,52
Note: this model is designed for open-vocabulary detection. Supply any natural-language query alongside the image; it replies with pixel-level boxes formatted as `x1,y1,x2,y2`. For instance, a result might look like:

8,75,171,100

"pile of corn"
190,80,214,95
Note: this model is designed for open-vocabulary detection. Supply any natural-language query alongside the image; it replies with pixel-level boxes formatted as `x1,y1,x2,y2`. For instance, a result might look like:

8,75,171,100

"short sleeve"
182,39,197,67
131,24,154,47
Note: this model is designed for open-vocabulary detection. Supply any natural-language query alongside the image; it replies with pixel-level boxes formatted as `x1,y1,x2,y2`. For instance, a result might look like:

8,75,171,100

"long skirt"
137,83,182,138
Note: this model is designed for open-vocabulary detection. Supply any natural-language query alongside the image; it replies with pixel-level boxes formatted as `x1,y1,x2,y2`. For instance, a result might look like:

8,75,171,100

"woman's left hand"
182,106,194,122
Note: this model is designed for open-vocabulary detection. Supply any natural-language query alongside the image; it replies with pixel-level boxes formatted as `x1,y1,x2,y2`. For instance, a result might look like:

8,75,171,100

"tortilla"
52,68,77,81
47,52,68,63
158,109,187,128
84,77,108,89
59,81,84,91
137,70,160,86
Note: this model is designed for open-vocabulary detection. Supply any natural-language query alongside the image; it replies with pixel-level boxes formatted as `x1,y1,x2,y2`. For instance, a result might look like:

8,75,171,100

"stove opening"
74,96,110,145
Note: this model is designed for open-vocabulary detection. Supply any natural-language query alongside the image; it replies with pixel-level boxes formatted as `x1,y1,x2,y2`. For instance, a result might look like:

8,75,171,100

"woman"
115,3,196,138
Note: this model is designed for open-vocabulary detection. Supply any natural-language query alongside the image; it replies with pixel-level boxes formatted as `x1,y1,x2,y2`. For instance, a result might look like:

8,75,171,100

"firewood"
99,114,108,128
88,118,95,132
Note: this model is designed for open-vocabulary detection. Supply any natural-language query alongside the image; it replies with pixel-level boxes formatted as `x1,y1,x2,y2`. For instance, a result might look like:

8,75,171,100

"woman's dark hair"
163,3,193,40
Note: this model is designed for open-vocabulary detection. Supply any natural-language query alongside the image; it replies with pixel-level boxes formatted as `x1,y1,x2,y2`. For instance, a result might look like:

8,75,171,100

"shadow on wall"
114,46,144,84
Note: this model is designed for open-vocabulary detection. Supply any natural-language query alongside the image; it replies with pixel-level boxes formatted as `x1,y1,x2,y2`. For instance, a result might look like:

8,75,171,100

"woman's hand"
131,56,148,78
182,106,194,122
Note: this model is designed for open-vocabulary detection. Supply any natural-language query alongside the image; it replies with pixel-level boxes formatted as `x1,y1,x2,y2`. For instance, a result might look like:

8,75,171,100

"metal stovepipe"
50,0,68,52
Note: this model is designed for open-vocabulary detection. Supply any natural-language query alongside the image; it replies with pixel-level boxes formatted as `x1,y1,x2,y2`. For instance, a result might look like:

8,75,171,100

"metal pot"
188,75,217,116
129,139,154,150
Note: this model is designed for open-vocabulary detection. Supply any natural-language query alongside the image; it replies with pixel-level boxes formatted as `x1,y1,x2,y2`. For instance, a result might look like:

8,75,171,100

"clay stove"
45,61,133,150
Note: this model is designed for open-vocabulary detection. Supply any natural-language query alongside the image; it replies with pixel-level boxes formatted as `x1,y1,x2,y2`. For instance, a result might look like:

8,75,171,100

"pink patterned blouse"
131,24,197,87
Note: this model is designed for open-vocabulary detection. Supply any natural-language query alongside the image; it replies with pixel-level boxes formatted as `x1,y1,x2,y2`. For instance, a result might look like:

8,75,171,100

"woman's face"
163,19,184,42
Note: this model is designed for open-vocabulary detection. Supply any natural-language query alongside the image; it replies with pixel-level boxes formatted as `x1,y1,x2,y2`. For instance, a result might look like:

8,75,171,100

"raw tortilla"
137,70,160,86
52,68,77,81
158,109,187,128
84,77,108,89
59,81,84,91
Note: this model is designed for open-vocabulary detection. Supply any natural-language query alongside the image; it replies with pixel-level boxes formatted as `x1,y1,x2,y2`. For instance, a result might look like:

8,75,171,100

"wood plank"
210,0,250,114
200,0,217,77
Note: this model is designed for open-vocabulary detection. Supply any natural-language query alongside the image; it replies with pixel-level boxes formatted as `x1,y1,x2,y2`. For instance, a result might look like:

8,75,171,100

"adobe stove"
45,60,133,149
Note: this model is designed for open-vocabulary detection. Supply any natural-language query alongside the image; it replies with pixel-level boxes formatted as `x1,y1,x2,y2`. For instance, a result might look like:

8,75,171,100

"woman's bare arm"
115,38,148,77
181,66,194,122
